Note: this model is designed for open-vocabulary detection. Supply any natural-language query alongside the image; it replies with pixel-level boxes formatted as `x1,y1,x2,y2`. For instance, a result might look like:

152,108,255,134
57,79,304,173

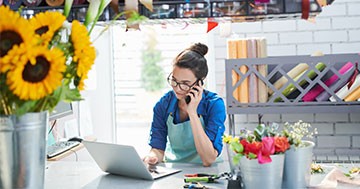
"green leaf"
230,142,244,153
254,124,265,141
15,100,38,116
248,153,257,159
232,154,243,165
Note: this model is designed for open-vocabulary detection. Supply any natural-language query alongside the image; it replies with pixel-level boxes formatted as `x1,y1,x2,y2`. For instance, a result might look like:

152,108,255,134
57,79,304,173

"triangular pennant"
301,0,310,20
207,18,218,33
139,0,153,12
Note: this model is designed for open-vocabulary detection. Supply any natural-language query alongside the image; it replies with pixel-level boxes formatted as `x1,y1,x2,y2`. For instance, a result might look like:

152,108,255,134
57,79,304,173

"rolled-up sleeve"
149,96,168,151
204,98,226,156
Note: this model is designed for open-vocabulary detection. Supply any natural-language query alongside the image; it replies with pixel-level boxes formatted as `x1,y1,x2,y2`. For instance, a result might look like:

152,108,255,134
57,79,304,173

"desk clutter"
47,140,80,158
182,172,243,189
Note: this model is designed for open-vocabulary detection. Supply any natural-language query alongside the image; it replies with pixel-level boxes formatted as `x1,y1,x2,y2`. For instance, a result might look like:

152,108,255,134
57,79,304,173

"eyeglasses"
167,73,198,91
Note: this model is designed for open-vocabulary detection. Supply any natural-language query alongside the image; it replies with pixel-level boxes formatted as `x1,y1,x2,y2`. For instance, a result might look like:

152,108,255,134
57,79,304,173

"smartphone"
185,79,204,104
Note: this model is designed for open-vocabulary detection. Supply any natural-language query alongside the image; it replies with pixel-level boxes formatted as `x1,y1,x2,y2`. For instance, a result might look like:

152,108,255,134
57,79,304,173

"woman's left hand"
186,84,203,114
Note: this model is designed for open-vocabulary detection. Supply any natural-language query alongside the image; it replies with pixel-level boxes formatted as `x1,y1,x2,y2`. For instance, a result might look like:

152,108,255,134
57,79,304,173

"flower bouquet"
223,123,290,165
223,123,290,189
0,1,112,188
281,120,317,189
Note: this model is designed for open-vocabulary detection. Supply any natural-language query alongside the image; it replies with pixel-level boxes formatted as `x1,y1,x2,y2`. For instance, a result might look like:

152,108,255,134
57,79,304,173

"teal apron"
164,114,222,164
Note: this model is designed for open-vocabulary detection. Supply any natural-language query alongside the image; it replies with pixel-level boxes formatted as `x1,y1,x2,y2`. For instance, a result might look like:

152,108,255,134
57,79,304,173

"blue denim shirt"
149,90,226,156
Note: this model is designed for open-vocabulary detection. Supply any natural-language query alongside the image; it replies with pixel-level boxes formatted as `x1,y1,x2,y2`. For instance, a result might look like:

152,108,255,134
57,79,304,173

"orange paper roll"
344,85,360,102
236,39,249,103
227,39,239,101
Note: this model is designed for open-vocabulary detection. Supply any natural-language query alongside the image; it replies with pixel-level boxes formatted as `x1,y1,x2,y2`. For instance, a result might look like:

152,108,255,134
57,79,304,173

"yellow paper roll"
269,63,309,95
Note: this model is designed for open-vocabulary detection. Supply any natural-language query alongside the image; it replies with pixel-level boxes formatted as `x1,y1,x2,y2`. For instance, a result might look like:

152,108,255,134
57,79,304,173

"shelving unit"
225,53,360,135
9,0,331,22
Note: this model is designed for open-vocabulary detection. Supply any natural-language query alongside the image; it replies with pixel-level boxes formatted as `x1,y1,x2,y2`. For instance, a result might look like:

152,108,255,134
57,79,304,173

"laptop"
83,140,181,180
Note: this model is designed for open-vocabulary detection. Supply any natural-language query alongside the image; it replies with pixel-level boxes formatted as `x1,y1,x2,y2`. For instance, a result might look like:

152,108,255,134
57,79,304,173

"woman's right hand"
143,156,158,165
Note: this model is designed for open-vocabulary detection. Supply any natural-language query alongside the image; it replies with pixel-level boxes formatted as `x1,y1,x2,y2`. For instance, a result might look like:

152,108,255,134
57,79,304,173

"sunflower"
5,45,66,100
29,11,66,46
70,20,96,90
0,6,35,72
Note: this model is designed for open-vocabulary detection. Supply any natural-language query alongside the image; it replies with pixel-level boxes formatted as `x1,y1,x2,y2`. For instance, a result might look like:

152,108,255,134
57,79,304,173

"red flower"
274,136,290,153
243,140,262,157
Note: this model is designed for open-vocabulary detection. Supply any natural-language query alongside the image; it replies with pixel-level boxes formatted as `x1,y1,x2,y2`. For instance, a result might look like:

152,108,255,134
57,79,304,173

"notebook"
83,140,181,180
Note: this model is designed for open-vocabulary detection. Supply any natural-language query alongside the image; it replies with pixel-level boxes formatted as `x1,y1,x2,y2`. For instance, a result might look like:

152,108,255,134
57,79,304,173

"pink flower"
257,137,275,164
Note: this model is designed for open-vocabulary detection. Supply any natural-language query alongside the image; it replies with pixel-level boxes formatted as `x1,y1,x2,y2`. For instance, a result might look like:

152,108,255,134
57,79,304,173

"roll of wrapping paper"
316,67,354,101
256,38,268,103
344,85,360,102
23,0,42,7
247,39,258,103
227,39,239,101
236,39,249,103
46,0,64,6
330,74,360,102
302,62,354,102
269,63,309,95
274,62,326,102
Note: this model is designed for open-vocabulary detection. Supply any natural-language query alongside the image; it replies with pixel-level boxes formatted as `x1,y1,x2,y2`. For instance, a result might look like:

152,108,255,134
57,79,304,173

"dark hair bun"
189,43,208,56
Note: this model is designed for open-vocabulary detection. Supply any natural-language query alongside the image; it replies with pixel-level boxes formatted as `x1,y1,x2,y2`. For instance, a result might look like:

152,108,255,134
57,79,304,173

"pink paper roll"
315,68,354,102
303,62,354,102
247,39,258,103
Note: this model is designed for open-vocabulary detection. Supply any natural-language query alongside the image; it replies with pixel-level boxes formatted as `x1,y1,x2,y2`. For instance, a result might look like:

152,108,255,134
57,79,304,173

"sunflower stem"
0,93,12,115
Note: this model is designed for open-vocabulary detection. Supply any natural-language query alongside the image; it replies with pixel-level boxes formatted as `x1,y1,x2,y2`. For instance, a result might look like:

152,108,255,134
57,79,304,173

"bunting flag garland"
207,18,218,33
109,0,120,15
125,0,139,31
140,0,153,12
301,0,310,20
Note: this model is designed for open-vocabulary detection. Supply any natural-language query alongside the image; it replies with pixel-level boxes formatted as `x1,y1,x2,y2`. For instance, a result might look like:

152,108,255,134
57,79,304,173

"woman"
143,43,226,167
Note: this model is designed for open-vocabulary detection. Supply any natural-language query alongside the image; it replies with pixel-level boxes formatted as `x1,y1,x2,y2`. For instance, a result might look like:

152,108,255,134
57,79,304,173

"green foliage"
140,35,165,92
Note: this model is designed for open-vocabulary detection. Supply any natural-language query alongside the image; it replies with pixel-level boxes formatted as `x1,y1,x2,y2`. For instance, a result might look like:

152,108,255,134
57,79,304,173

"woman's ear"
199,79,204,86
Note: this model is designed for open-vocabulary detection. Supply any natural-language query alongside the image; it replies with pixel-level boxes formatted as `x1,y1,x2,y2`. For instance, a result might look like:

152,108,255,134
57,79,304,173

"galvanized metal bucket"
239,154,285,189
0,111,48,189
282,141,315,189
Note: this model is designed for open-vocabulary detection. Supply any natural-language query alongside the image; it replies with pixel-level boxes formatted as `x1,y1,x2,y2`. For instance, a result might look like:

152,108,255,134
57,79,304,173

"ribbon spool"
23,0,43,7
46,0,64,6
73,0,85,5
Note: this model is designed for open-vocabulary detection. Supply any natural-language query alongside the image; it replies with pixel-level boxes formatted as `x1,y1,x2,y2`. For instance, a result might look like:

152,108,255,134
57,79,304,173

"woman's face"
169,66,197,100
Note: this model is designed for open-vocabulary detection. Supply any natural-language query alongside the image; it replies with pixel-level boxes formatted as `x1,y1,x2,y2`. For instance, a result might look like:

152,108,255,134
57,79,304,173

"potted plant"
223,123,290,189
281,120,318,189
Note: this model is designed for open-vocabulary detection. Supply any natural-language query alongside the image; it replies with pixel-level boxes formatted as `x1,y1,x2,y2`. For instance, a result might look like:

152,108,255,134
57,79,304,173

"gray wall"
212,0,360,161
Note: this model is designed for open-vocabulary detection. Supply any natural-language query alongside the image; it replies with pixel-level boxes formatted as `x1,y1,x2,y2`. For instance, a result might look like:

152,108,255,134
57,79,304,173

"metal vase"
0,111,48,189
282,141,315,189
239,154,285,189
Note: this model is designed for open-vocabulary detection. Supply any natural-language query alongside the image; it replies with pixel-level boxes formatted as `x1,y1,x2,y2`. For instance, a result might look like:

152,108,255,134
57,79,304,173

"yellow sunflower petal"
70,20,96,90
0,7,35,73
5,45,66,100
29,11,66,46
